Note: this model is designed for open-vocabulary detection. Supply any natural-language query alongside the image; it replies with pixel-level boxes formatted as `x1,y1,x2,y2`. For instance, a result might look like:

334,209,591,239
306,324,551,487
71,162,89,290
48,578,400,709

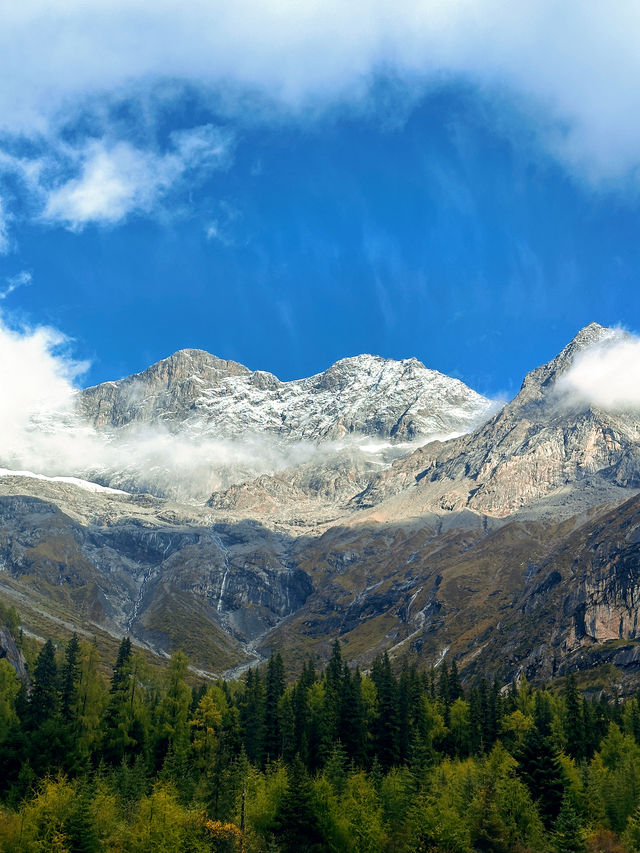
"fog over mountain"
0,318,498,501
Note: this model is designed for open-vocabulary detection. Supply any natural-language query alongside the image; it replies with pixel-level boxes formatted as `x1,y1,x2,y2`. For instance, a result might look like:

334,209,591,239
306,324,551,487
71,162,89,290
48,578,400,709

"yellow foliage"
205,818,243,839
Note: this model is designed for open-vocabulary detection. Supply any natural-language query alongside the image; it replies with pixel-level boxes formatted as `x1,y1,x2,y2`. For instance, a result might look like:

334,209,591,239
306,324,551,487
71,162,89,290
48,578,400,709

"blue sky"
1,1,640,400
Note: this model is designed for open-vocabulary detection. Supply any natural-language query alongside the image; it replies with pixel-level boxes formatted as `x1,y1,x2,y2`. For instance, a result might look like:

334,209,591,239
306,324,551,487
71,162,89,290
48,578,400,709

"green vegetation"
3,630,640,851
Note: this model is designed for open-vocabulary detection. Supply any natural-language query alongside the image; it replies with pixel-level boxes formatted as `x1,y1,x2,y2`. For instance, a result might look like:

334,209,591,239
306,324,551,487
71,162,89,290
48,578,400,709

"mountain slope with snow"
79,350,497,443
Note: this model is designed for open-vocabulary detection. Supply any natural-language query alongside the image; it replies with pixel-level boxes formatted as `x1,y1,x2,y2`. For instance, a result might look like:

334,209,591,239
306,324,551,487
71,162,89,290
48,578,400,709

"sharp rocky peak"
511,322,622,410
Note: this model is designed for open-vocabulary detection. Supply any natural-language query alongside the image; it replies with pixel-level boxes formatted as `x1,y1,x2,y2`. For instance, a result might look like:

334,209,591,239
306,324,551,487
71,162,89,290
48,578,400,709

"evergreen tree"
372,652,399,769
449,660,464,702
28,639,59,727
321,640,344,759
437,661,451,726
60,633,81,723
534,689,553,738
564,674,586,761
101,637,138,765
157,651,191,763
264,652,285,763
554,797,585,853
339,664,367,767
271,756,325,852
239,669,265,766
64,784,100,853
517,726,565,826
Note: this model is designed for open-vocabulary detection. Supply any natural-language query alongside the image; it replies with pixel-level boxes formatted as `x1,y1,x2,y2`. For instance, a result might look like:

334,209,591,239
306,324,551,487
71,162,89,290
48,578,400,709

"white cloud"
0,1,639,185
556,335,640,411
0,199,11,254
0,1,639,246
42,125,231,229
0,271,32,299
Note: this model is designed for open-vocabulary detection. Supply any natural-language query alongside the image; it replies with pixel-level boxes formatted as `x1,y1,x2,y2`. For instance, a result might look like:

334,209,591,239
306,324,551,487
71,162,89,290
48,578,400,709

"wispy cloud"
41,126,232,229
0,198,11,254
0,271,32,300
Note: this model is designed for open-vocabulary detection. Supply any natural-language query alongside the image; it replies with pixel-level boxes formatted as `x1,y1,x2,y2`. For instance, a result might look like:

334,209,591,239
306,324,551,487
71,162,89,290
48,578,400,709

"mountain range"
2,322,640,691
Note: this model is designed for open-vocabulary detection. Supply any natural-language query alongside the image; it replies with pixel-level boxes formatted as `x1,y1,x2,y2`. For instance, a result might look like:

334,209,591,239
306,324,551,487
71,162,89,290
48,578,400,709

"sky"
1,1,640,399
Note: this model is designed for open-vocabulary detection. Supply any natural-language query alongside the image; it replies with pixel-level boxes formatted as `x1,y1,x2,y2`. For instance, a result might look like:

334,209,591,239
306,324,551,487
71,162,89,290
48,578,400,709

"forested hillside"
2,618,640,852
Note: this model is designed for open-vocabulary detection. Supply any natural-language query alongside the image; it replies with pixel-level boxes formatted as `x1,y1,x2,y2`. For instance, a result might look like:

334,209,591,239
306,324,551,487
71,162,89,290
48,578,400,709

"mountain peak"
512,322,620,406
559,321,618,359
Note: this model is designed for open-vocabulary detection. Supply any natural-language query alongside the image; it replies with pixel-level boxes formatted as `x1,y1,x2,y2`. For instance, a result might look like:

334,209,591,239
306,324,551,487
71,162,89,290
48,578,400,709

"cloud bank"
557,334,640,412
1,1,639,180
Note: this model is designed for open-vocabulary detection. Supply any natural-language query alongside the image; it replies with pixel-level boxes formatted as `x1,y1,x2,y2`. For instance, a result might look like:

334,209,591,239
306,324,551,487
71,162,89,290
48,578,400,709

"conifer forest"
2,610,640,852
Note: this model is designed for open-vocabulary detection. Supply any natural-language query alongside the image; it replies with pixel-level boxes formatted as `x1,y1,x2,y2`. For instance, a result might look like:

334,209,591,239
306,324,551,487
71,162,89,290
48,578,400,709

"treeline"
1,631,640,851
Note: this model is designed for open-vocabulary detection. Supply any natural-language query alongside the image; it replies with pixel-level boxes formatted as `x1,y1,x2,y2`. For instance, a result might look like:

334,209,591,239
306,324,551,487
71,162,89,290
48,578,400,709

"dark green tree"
554,797,585,853
239,668,265,766
264,652,285,763
371,652,399,769
271,756,325,852
28,639,59,727
564,674,586,761
517,726,564,827
60,633,81,723
64,784,100,853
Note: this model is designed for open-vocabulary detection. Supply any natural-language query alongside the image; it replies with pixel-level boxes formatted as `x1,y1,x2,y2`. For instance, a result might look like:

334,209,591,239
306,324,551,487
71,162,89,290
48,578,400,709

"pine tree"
517,726,564,827
101,637,137,765
554,797,585,853
158,651,191,761
564,674,586,761
264,652,285,763
271,756,325,852
28,639,59,727
60,633,81,723
449,660,464,702
65,784,100,853
371,652,399,769
437,662,451,726
321,640,344,759
240,669,265,766
339,664,367,767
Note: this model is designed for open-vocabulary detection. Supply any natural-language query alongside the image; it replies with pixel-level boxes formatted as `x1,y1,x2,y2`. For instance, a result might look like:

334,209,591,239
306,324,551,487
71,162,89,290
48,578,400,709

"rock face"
355,323,640,517
2,323,640,689
0,476,313,672
79,350,496,442
0,625,28,683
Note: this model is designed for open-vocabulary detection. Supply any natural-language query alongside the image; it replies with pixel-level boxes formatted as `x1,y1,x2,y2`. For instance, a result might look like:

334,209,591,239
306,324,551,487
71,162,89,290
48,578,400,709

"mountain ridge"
2,322,640,691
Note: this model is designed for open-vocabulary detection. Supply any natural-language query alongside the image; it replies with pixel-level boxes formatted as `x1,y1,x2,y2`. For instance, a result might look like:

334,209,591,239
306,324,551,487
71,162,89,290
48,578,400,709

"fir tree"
239,669,265,766
339,664,367,767
264,652,285,763
28,639,59,727
564,674,586,761
271,756,325,852
60,633,81,723
371,652,399,769
517,726,564,826
101,637,136,765
64,784,100,853
449,660,464,702
554,797,585,853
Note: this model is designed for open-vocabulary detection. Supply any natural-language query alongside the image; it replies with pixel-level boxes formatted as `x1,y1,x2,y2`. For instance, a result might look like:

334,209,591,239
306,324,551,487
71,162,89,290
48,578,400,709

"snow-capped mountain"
79,350,496,442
